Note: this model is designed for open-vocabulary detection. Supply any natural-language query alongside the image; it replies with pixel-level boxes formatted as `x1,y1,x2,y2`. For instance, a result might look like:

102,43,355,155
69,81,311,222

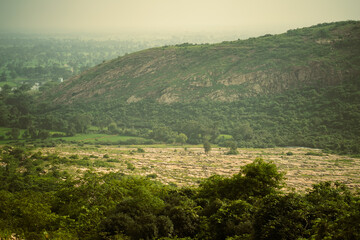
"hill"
47,21,360,104
1,21,359,154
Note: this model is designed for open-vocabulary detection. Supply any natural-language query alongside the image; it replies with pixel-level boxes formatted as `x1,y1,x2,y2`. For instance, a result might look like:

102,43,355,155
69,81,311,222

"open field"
52,133,146,143
40,144,360,192
0,127,147,144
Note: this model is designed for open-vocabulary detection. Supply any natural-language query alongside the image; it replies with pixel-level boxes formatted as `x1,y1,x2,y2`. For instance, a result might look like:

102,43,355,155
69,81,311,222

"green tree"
197,158,285,201
152,126,177,143
241,158,285,198
253,193,308,240
66,124,76,137
6,128,20,140
176,133,188,145
232,123,253,142
38,129,50,140
0,84,11,95
71,114,91,133
0,72,6,82
305,181,359,239
28,127,38,139
18,115,33,129
208,199,254,240
203,141,211,154
108,122,118,134
226,140,239,155
0,102,10,126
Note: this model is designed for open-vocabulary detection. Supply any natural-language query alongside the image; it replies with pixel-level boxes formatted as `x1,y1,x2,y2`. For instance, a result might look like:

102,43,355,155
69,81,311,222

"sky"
0,0,360,37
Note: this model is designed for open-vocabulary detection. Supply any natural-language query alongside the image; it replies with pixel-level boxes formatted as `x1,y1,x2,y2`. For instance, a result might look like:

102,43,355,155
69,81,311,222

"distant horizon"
1,0,359,41
1,20,358,43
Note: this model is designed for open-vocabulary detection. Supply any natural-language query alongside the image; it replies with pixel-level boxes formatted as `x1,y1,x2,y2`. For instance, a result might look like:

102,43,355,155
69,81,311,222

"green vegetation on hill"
0,21,359,155
48,21,360,103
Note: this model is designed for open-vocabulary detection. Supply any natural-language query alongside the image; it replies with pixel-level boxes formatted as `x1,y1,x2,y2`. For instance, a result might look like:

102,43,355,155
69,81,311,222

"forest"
1,75,359,155
0,33,200,90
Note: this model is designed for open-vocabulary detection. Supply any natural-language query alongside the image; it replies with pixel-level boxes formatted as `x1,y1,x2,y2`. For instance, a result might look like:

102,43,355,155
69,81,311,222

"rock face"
228,63,344,95
47,21,360,104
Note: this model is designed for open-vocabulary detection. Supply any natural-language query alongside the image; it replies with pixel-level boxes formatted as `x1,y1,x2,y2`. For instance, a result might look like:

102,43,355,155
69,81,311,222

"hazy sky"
1,0,360,35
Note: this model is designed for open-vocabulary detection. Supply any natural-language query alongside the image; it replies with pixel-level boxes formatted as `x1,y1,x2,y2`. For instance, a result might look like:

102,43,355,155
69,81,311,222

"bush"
137,148,145,153
126,162,135,171
106,158,120,163
146,174,157,179
93,160,114,168
226,149,239,155
69,154,79,159
305,151,323,156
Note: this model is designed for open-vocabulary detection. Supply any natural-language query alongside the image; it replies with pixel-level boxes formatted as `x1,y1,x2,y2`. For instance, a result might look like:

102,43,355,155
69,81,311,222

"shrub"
146,174,157,179
305,151,323,156
126,162,135,171
69,154,79,159
137,148,145,153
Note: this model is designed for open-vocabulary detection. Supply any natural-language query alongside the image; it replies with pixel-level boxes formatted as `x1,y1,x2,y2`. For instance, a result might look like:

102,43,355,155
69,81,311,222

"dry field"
43,145,360,192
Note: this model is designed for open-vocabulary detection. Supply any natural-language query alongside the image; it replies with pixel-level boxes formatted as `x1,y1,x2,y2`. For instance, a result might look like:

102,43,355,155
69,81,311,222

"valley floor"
42,145,360,192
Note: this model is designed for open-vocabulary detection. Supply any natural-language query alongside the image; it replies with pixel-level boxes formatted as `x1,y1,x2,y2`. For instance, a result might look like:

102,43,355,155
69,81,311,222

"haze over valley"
1,1,360,239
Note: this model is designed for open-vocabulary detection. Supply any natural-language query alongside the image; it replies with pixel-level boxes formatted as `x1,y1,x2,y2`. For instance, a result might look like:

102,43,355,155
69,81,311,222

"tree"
38,129,50,140
6,128,20,140
0,84,11,95
0,102,10,126
203,141,211,154
108,122,118,134
151,126,177,143
253,193,308,240
0,72,6,82
241,158,285,198
226,140,239,155
176,133,188,145
71,114,91,133
197,158,285,201
305,181,359,239
66,124,76,137
18,115,33,129
232,123,253,141
28,127,38,139
208,199,254,239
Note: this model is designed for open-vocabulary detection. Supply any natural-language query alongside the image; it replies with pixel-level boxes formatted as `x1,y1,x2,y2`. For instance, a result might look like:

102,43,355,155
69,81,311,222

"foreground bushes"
0,147,359,239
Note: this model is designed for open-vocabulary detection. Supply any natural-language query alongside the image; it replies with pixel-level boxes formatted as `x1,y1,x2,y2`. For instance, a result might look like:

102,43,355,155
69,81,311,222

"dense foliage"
1,75,359,154
0,146,359,239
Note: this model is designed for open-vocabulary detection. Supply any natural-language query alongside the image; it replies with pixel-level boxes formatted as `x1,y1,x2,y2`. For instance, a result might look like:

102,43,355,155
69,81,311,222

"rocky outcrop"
46,21,360,105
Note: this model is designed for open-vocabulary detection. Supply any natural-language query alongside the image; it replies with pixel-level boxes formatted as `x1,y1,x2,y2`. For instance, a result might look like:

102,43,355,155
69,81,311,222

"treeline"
0,35,166,86
59,77,360,154
0,34,229,87
0,146,359,239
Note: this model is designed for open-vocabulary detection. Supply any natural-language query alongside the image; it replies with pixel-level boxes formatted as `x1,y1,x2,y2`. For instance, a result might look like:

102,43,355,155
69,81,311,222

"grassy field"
1,127,359,192
35,144,360,192
0,127,146,144
52,133,145,143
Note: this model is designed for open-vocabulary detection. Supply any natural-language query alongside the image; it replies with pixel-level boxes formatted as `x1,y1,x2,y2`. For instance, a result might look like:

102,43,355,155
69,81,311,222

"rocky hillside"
47,21,360,104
